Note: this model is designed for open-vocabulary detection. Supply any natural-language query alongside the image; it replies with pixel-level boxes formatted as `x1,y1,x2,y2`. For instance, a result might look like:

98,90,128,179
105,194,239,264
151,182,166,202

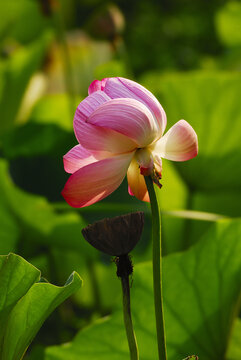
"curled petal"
74,91,137,154
87,98,159,147
62,153,134,208
74,91,110,126
127,158,149,202
152,120,198,162
103,77,167,135
88,78,107,95
63,145,109,174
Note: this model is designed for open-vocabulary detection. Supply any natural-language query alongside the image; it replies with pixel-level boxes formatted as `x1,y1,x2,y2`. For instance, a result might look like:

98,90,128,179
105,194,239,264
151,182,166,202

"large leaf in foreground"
2,273,82,360
0,254,40,345
45,219,241,359
141,71,241,192
0,253,82,360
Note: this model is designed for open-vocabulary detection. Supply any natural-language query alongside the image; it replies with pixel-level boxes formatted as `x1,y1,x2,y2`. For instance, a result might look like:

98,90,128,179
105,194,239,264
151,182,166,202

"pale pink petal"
74,119,137,154
135,148,154,176
153,155,162,177
88,79,107,95
62,153,134,208
87,98,159,147
127,159,150,202
74,91,110,126
103,77,167,135
152,120,198,161
63,145,110,174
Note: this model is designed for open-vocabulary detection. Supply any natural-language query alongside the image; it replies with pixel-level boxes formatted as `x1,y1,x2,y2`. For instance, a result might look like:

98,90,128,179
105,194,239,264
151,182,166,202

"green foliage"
0,202,19,254
44,219,241,360
215,1,241,47
1,122,73,159
0,160,96,255
31,94,74,131
94,60,128,80
0,33,51,135
0,0,52,43
0,0,241,358
142,71,241,192
140,70,241,254
0,253,82,360
227,319,241,360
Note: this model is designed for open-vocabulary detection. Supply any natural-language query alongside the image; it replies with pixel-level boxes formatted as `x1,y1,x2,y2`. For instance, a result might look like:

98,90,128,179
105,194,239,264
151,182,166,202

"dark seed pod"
82,212,144,256
37,0,58,16
87,5,125,40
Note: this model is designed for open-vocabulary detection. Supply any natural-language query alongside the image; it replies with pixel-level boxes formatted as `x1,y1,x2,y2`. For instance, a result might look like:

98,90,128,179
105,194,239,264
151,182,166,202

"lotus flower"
62,77,198,207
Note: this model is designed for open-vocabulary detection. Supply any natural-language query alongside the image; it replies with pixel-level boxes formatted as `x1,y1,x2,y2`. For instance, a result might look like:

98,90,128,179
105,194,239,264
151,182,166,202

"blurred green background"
1,0,241,359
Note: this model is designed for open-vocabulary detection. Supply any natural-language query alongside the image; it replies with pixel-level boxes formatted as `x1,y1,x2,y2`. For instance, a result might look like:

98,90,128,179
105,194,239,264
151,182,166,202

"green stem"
145,176,167,360
121,275,139,360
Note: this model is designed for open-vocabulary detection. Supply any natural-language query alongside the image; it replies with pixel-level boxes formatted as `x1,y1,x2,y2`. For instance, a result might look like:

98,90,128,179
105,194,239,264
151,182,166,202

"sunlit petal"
74,91,110,127
87,98,159,147
62,153,134,208
103,77,166,135
63,144,110,174
75,119,137,154
127,158,149,202
152,120,198,161
153,155,162,177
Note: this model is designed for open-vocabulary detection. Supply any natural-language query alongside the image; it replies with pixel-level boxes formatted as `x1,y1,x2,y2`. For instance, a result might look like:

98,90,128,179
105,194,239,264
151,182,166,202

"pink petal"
74,118,137,154
62,153,134,208
152,120,198,161
87,98,159,147
74,91,110,126
103,77,167,135
63,145,109,174
74,92,137,154
153,155,162,177
128,185,135,196
127,159,150,202
88,79,107,95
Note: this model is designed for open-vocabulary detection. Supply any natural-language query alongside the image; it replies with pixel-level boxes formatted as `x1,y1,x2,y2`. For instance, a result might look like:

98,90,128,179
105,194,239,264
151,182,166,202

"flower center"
135,148,154,176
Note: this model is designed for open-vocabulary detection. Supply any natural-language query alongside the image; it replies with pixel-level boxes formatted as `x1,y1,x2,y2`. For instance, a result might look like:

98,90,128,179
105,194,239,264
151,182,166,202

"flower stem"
145,176,167,360
121,273,139,360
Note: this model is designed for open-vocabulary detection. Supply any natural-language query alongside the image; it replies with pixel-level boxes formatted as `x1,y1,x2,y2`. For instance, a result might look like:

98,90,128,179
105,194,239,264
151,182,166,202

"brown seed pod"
87,4,125,41
82,212,144,256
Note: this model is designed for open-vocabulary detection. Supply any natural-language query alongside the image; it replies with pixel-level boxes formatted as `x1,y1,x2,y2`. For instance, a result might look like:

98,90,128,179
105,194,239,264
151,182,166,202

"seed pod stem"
116,254,139,360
